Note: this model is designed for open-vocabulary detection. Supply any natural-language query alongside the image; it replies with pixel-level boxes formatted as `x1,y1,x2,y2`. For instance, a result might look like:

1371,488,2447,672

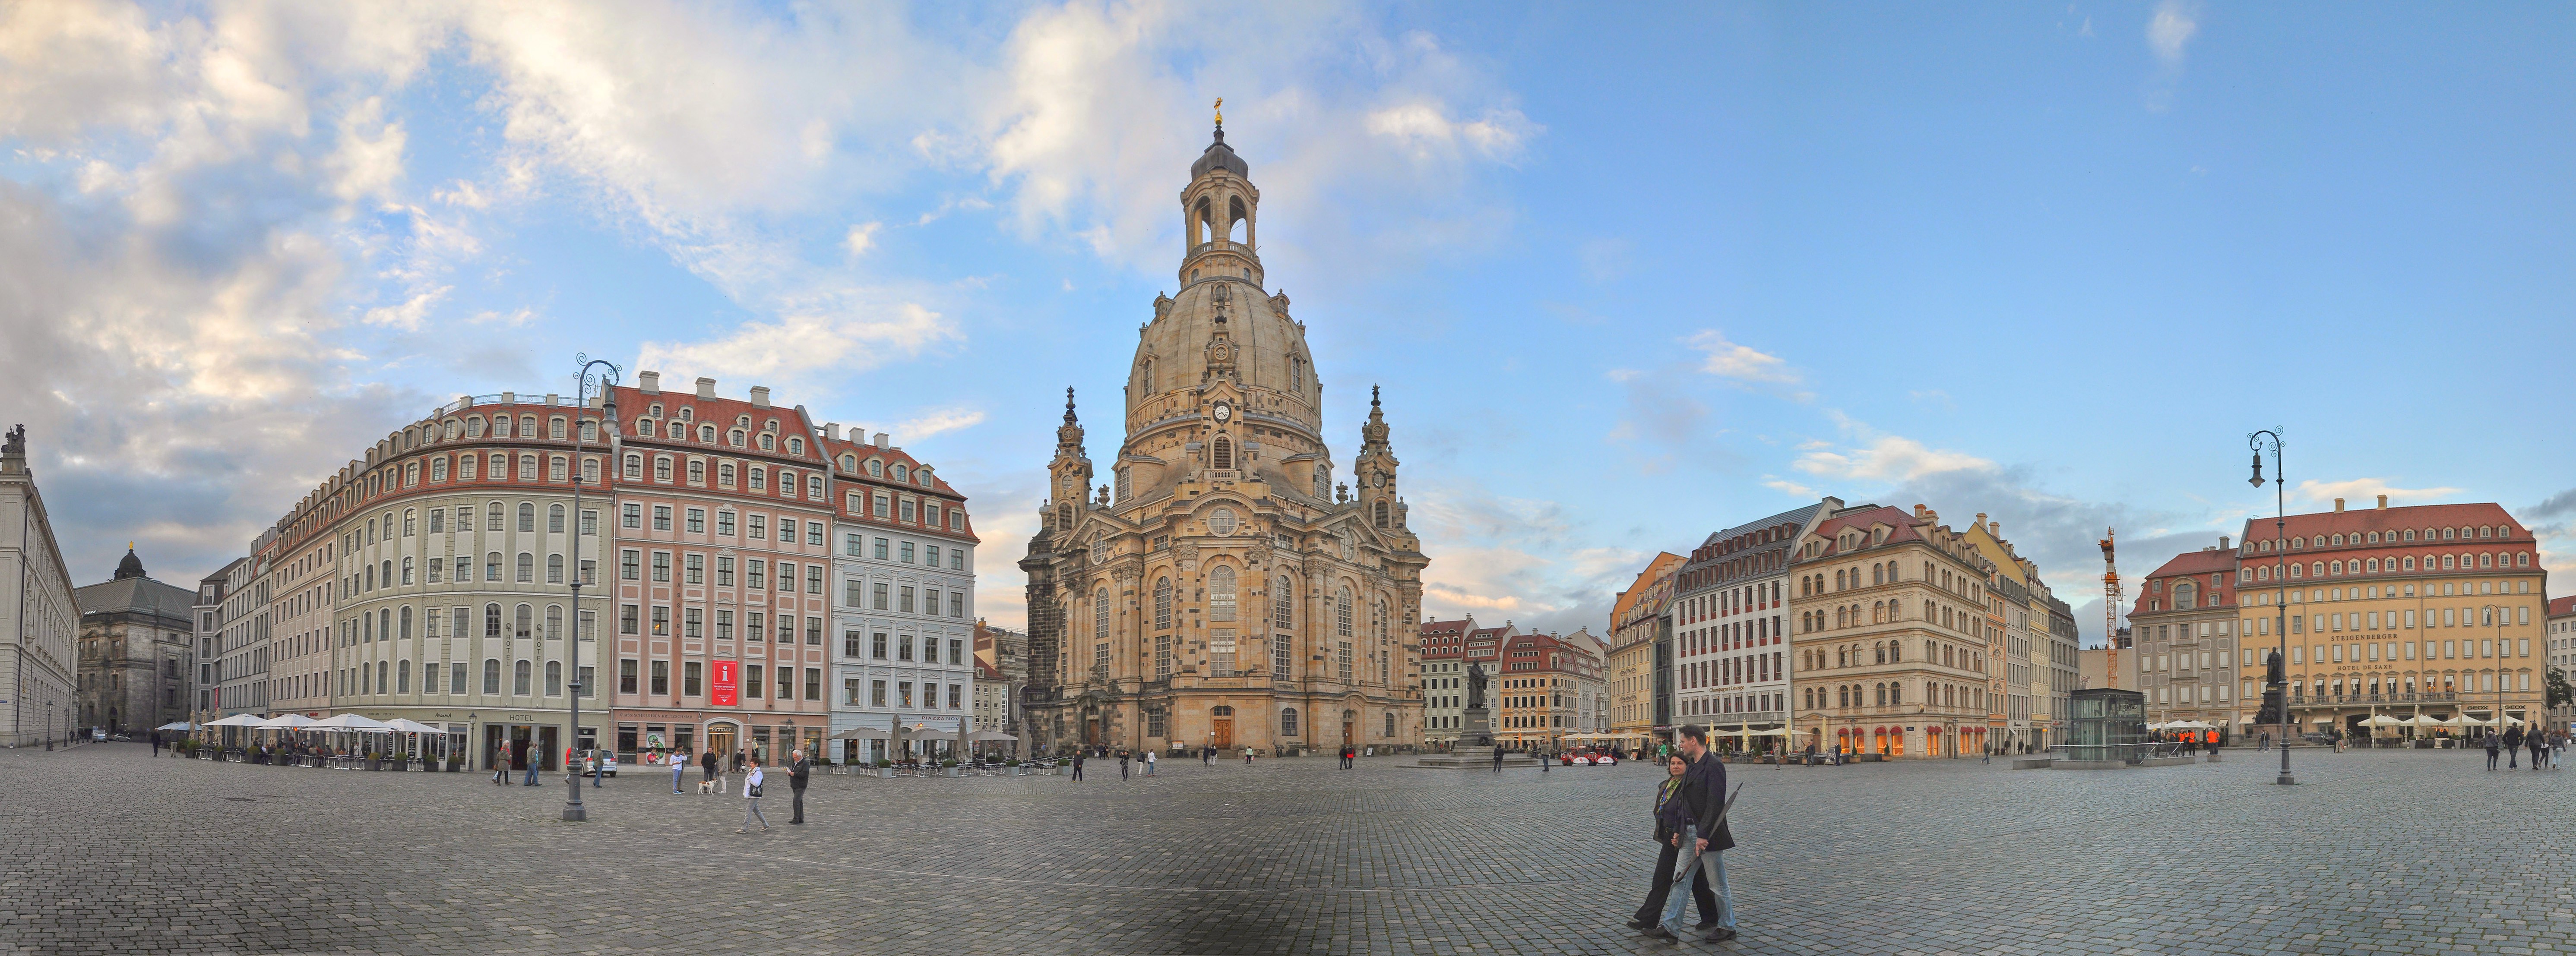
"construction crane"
2099,528,2124,689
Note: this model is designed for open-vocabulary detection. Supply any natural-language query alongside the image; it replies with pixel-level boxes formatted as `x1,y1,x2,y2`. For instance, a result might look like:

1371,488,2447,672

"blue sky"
3,1,2570,640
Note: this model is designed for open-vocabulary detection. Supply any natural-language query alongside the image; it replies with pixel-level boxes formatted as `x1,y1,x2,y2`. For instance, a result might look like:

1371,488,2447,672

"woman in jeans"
738,758,770,833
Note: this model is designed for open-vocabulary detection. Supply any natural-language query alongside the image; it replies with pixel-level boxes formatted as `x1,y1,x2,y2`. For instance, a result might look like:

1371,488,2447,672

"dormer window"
699,424,717,443
758,433,774,451
677,407,693,422
867,459,883,477
648,403,663,417
787,437,804,455
892,464,909,483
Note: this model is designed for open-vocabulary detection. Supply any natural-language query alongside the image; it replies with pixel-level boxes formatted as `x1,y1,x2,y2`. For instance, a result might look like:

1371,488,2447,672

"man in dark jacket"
786,748,812,823
1645,725,1737,943
701,748,720,787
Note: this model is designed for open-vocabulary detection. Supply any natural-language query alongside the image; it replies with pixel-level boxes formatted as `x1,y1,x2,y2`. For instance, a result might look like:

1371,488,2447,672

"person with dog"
787,748,811,824
1642,724,1738,944
737,757,769,833
702,747,720,789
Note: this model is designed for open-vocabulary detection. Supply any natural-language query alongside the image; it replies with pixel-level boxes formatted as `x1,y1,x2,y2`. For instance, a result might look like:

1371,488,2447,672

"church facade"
1019,121,1428,756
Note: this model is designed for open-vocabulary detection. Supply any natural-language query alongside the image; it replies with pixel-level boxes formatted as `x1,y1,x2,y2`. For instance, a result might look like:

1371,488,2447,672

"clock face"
1213,403,1233,422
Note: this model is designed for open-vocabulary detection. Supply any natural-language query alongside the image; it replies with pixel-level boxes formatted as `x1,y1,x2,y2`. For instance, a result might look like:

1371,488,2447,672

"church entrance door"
1210,719,1232,750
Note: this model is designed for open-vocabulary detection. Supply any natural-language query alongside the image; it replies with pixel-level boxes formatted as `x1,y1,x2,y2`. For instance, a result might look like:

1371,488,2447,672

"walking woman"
737,757,770,833
491,746,512,785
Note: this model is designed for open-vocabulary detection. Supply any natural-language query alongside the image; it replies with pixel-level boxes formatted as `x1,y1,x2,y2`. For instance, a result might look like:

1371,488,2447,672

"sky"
3,1,2571,644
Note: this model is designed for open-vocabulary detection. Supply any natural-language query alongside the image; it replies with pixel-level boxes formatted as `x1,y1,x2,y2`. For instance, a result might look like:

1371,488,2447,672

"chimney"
2220,535,2231,550
873,432,889,448
695,377,716,400
637,371,661,394
2376,494,2388,510
824,423,841,441
1989,521,2000,536
2334,498,2345,513
750,386,771,409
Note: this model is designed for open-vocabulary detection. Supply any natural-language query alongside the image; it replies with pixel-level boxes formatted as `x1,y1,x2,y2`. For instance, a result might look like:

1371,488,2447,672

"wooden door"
1211,719,1233,749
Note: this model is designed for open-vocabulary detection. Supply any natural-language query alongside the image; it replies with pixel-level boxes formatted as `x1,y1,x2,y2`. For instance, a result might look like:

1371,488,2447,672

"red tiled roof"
1801,505,1930,560
2551,597,2576,618
2235,501,2528,543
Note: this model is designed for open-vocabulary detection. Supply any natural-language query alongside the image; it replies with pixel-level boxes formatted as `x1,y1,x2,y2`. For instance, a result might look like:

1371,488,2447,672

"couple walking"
736,749,814,832
1629,725,1739,945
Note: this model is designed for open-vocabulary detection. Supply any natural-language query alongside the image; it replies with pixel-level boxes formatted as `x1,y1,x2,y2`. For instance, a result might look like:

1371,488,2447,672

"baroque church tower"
1020,116,1428,756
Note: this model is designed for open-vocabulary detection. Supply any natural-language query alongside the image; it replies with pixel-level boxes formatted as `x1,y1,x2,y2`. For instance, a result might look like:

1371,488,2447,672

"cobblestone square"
1,744,2567,955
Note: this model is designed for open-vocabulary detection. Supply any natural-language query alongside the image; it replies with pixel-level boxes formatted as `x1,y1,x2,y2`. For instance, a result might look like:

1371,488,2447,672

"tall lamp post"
2249,429,2295,786
563,355,620,822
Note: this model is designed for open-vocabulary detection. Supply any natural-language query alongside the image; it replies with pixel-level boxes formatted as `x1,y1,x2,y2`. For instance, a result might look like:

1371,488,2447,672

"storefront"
615,710,822,767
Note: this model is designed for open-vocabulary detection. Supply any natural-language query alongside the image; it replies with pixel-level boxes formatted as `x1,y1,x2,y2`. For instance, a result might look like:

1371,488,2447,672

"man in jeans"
786,748,812,824
1645,725,1737,943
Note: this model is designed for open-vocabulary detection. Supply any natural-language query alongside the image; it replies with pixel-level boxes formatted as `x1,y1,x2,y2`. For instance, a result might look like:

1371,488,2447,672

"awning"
255,714,319,729
380,718,447,734
154,721,198,731
205,714,266,728
308,713,391,731
968,730,1017,741
829,727,892,740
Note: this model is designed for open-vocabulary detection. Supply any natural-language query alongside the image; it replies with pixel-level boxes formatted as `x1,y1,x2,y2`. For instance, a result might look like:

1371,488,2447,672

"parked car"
90,727,107,741
578,749,618,777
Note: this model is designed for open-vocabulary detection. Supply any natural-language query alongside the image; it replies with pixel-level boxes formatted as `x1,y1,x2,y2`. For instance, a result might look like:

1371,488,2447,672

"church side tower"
1021,111,1427,759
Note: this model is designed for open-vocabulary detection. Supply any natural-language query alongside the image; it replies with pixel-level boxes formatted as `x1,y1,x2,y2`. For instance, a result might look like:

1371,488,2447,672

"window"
547,553,564,584
620,549,640,581
686,508,705,533
745,665,764,700
1274,577,1293,628
651,552,670,583
622,503,642,529
513,659,532,696
653,505,672,531
685,554,704,584
684,661,702,696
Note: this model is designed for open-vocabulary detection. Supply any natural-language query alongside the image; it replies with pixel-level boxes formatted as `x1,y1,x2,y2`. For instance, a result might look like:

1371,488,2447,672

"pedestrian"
2554,731,2566,770
1145,749,1157,776
2506,726,2524,768
671,749,688,793
1542,747,1551,773
1627,754,1719,934
2529,732,2547,773
1072,750,1085,782
2485,733,2501,770
1119,750,1130,780
1492,746,1504,774
1202,745,1212,765
492,746,512,785
522,746,541,786
737,757,770,833
787,748,811,824
150,732,161,757
1643,725,1737,944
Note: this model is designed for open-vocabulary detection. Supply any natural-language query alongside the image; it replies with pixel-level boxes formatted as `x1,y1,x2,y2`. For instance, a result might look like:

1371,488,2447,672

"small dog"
697,779,718,795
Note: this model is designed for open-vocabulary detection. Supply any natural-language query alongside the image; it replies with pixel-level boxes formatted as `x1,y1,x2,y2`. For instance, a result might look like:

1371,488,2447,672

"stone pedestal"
1415,707,1541,767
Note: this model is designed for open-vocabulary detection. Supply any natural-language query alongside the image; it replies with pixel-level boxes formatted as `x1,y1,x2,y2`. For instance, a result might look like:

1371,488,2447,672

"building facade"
1962,516,2045,752
1674,501,1833,739
259,483,343,733
1492,629,1601,749
1019,120,1429,757
0,426,79,748
604,375,836,767
196,555,272,719
822,426,978,763
1418,617,1476,743
1790,504,1998,758
2124,538,2245,735
2231,497,2547,737
76,548,196,735
1608,555,1681,738
976,622,1029,749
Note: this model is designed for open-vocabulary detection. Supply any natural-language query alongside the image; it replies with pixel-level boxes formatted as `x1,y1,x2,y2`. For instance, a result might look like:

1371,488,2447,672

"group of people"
2484,727,2565,770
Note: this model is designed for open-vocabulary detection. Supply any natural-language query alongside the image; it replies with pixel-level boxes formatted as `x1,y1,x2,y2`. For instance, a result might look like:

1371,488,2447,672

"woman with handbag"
737,758,770,833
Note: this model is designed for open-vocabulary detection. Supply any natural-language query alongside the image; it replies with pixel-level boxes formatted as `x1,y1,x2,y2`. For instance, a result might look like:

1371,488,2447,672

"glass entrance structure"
2065,688,2147,763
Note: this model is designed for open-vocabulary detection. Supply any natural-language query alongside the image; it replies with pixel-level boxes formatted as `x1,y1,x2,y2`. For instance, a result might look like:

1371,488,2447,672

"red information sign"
711,660,739,707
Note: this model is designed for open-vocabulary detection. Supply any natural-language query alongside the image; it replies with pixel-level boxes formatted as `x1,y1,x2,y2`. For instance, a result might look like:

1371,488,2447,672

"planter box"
943,767,962,777
877,767,894,779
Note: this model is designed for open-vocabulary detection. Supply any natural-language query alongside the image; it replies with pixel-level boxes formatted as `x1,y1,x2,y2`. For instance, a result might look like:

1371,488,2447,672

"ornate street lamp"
2248,429,2294,785
563,355,620,821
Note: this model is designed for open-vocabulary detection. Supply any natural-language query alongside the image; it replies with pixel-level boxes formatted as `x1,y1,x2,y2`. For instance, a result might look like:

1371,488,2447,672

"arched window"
654,457,673,482
516,552,535,583
698,424,716,443
545,604,562,640
546,660,563,696
623,454,643,480
1210,566,1237,621
547,503,566,533
546,553,564,584
1212,437,1233,470
513,659,532,696
514,604,533,640
1314,465,1329,497
396,659,411,694
688,460,706,484
1154,577,1173,631
483,659,501,695
1094,588,1110,640
1273,576,1294,628
1888,683,1901,705
486,502,504,530
1281,707,1299,736
1373,500,1389,528
484,552,501,581
484,604,502,637
1874,642,1886,664
1336,587,1354,638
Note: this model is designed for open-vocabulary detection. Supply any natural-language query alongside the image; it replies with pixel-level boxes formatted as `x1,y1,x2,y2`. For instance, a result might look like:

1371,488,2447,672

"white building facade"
823,430,978,763
0,426,79,748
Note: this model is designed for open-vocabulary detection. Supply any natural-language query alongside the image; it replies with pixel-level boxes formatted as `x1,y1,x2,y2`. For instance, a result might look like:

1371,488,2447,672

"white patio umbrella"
155,721,198,732
380,719,445,763
2360,715,2405,726
206,714,266,727
308,713,391,758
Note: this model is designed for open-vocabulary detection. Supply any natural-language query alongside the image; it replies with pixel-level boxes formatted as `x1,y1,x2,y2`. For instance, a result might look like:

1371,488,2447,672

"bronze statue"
1466,661,1488,711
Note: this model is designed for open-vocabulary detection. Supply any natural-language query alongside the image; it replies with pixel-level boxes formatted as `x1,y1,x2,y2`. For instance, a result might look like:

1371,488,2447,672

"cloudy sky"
4,2,2570,642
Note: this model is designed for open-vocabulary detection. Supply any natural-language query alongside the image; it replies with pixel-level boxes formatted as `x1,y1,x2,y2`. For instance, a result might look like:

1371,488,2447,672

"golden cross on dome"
1214,97,1223,126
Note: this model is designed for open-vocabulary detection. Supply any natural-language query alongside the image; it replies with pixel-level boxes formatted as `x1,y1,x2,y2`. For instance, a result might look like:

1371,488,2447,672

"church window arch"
1094,588,1110,641
1212,437,1233,470
1273,576,1294,629
1208,508,1237,536
1336,587,1354,638
1210,566,1237,621
1141,359,1155,394
1154,577,1173,631
1373,500,1389,528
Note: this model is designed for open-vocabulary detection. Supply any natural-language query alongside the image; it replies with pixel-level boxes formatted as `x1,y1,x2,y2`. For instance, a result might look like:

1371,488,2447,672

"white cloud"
893,407,988,443
1763,476,1816,497
1685,330,1799,385
362,285,449,331
1364,101,1536,164
1794,435,1996,483
843,221,883,258
2293,478,2464,507
636,301,957,384
2148,0,2199,65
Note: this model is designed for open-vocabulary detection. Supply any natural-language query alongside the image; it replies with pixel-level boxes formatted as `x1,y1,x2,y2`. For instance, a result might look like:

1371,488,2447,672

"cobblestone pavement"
2,743,2569,955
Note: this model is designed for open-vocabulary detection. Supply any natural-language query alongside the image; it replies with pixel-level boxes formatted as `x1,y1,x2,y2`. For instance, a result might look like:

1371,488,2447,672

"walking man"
150,732,161,757
1072,750,1085,782
2506,726,2524,769
1644,725,1738,944
1119,750,1130,780
671,749,688,793
1145,750,1157,776
1492,746,1504,774
787,748,811,824
522,744,541,786
2486,733,2502,770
